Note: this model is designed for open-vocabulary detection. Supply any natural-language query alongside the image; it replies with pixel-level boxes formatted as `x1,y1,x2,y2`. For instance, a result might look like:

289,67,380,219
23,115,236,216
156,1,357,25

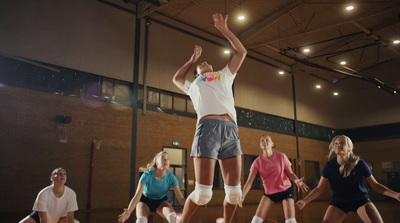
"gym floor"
3,200,399,223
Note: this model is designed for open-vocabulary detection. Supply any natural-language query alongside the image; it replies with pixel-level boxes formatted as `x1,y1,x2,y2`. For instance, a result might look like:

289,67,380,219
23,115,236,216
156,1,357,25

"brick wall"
1,86,398,213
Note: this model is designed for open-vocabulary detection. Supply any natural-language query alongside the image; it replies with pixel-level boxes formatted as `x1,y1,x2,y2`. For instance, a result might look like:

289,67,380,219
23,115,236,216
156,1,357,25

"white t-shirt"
32,185,78,223
183,66,237,123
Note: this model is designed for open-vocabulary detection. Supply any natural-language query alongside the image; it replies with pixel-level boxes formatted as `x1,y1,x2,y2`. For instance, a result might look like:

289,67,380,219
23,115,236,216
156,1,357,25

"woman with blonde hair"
118,151,185,223
296,135,400,223
239,135,308,223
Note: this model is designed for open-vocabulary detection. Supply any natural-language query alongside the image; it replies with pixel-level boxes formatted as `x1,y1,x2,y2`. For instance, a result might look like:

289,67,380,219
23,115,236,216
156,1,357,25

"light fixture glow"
316,85,321,89
303,48,310,53
279,71,284,75
346,5,354,11
394,91,397,94
238,15,245,20
394,40,400,44
224,50,230,54
340,61,346,65
333,92,339,96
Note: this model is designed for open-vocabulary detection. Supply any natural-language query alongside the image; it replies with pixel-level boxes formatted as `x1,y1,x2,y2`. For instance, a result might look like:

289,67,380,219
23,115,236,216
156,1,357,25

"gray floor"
3,200,399,223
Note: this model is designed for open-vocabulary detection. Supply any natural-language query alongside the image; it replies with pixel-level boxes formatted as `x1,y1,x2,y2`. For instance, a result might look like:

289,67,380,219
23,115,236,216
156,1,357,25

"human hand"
213,13,228,31
396,193,400,202
238,196,245,208
118,208,130,223
295,177,309,193
190,45,202,63
296,200,307,210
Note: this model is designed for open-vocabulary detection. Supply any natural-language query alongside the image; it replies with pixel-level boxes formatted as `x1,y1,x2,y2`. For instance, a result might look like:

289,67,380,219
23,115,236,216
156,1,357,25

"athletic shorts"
29,211,40,223
140,195,168,212
191,119,242,159
330,194,371,213
264,186,294,203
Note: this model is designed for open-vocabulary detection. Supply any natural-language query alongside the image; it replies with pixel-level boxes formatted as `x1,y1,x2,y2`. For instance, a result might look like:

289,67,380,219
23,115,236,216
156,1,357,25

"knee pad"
136,216,148,223
166,212,176,223
188,182,213,205
224,184,242,205
285,218,297,223
251,216,264,223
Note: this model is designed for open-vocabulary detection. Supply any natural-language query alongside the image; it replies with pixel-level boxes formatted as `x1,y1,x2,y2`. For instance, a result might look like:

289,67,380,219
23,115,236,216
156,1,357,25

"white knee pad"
285,218,297,223
136,216,148,223
166,212,176,223
224,184,242,205
188,182,213,205
251,216,263,223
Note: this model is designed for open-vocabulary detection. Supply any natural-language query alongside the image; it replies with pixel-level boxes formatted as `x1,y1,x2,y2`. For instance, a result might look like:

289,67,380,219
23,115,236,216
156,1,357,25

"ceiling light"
333,92,339,96
224,50,230,54
303,48,310,53
279,71,284,75
346,5,354,11
394,40,400,44
316,85,321,89
238,15,245,20
340,61,346,65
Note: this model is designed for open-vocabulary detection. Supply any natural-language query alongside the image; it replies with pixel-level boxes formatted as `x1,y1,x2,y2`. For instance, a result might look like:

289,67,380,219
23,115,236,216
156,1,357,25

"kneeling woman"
118,151,185,223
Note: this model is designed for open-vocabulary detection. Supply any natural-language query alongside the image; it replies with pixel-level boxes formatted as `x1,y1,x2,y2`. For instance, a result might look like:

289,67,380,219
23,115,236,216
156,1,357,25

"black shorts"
28,211,40,223
140,195,168,212
330,194,371,213
264,186,294,203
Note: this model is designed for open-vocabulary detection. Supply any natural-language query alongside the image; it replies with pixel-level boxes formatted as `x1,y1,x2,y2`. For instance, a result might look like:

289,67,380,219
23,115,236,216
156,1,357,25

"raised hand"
190,45,202,63
213,13,228,31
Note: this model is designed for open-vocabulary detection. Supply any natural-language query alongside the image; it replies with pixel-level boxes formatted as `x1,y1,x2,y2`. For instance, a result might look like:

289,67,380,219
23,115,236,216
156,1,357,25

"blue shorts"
264,186,294,203
140,195,168,212
191,119,242,159
330,194,371,213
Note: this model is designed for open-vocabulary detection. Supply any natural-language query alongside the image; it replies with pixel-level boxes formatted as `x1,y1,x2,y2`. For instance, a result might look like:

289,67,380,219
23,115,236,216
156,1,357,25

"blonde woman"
296,135,400,223
118,151,185,223
239,135,308,223
19,168,79,223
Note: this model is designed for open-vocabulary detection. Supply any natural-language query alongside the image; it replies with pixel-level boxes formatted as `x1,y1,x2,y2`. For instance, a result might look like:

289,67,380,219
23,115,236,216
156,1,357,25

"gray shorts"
191,119,242,159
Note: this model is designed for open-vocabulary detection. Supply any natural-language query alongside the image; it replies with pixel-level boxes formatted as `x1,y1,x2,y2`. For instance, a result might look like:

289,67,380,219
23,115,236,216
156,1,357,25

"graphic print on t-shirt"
196,71,221,83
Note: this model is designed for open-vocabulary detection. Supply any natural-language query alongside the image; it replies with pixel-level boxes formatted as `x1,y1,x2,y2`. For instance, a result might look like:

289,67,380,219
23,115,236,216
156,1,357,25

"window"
160,92,173,109
102,79,132,107
173,95,186,112
163,147,187,206
186,99,195,114
147,89,159,105
305,160,320,190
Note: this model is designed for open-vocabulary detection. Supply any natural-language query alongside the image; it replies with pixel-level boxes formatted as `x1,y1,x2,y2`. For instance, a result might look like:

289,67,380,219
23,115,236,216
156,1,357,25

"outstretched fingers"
213,13,227,29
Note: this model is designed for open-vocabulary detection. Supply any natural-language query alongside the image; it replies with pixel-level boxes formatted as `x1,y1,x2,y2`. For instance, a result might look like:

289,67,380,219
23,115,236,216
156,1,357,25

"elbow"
172,77,180,86
236,50,247,60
